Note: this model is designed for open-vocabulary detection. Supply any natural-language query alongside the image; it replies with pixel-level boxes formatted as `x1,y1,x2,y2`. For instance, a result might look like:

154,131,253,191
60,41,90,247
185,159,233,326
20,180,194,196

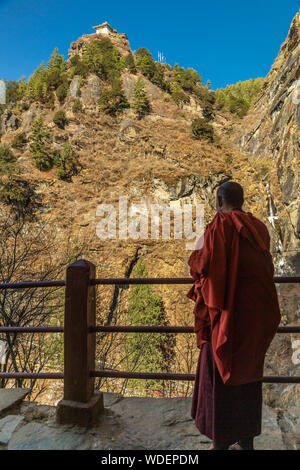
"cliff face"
231,10,300,276
68,31,132,60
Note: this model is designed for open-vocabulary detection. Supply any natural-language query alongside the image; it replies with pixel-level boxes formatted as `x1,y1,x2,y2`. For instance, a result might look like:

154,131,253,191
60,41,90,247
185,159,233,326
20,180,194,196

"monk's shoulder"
206,212,233,236
247,213,270,236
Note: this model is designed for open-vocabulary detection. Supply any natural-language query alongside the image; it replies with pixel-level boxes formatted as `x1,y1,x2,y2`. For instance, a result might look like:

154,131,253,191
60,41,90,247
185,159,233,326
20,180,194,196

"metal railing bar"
0,371,299,383
0,372,64,379
90,370,300,383
0,326,299,334
0,276,299,290
0,280,65,290
91,276,300,285
0,326,64,333
90,325,300,333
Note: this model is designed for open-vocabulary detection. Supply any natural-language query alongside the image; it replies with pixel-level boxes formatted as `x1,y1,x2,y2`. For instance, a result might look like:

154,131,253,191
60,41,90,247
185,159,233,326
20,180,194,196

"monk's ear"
217,195,223,210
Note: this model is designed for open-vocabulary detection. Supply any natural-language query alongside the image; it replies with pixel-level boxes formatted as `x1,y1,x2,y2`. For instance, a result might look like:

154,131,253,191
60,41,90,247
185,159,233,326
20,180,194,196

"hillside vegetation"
0,22,296,404
215,77,264,117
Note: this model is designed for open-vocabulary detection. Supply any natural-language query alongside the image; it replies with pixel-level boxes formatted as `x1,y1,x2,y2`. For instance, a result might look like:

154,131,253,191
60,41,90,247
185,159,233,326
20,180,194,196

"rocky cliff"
0,16,299,408
228,10,300,409
230,10,300,275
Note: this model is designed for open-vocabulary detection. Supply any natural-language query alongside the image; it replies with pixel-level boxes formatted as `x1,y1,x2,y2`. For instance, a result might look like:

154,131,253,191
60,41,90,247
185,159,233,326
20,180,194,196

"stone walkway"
0,390,299,450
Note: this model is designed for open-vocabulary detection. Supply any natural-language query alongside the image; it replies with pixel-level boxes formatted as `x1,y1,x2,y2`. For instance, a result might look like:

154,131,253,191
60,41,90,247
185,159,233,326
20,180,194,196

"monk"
187,181,281,450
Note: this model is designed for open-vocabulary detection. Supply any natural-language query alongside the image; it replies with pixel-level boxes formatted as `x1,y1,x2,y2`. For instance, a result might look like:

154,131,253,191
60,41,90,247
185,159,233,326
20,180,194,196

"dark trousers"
191,333,262,447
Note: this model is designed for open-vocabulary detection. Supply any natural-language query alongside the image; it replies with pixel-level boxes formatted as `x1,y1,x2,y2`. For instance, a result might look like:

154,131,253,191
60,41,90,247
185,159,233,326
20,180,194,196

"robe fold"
187,210,281,386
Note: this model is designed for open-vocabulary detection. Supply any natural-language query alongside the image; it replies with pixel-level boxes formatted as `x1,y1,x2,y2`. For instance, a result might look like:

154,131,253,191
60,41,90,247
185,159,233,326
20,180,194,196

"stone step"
0,389,29,416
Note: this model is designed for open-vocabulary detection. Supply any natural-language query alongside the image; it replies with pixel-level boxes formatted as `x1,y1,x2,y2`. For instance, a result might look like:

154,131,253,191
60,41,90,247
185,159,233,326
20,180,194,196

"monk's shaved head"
216,181,244,211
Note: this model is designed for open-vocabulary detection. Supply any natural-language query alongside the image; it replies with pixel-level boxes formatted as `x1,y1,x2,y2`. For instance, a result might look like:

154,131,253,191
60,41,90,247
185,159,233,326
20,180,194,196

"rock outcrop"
68,30,131,61
80,74,101,104
0,109,20,135
232,10,300,274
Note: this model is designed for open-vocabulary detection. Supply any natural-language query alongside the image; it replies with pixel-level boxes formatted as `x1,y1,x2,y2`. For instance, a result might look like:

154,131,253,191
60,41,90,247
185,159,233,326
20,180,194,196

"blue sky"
0,0,299,90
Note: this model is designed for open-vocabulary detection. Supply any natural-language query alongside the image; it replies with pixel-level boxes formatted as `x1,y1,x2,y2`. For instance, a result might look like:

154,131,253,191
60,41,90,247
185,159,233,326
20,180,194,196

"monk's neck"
220,207,244,213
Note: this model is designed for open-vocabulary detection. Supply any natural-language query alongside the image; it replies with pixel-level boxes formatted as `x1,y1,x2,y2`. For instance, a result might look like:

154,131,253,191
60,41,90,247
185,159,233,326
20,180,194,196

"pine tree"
98,78,129,115
0,145,18,174
29,117,53,170
72,99,83,113
47,48,65,74
191,117,214,141
132,77,150,118
124,258,174,395
135,48,156,79
124,52,137,73
54,142,78,181
170,81,189,106
46,48,66,89
53,110,67,129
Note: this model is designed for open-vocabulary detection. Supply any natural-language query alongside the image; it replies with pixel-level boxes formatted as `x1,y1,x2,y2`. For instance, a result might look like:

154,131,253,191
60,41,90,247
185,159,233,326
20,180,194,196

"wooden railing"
0,259,300,426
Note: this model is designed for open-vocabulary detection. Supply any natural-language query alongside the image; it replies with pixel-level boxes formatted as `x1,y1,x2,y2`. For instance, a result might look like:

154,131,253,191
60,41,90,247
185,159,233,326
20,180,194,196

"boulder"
81,75,101,104
118,118,138,142
0,415,24,445
0,388,29,416
0,109,20,134
22,104,41,132
8,422,90,450
69,76,80,98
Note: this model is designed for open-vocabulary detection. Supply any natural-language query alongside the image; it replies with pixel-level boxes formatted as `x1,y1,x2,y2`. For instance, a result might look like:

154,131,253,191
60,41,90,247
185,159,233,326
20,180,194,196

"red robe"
187,210,281,386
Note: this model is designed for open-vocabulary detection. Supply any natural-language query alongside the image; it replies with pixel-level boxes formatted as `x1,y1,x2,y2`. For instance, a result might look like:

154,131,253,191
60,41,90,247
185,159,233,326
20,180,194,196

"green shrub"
98,79,129,115
171,89,189,105
29,117,53,170
0,176,33,209
134,48,169,91
202,103,215,121
72,99,83,113
172,63,202,92
53,110,67,129
0,145,18,174
21,102,30,111
191,118,214,141
12,132,27,149
53,142,78,181
170,63,216,110
171,82,189,106
56,82,68,103
151,62,170,92
4,77,27,103
69,55,89,78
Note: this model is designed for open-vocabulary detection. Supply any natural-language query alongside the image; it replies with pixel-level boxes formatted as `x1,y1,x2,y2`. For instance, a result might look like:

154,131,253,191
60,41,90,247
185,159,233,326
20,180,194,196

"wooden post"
56,260,104,426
